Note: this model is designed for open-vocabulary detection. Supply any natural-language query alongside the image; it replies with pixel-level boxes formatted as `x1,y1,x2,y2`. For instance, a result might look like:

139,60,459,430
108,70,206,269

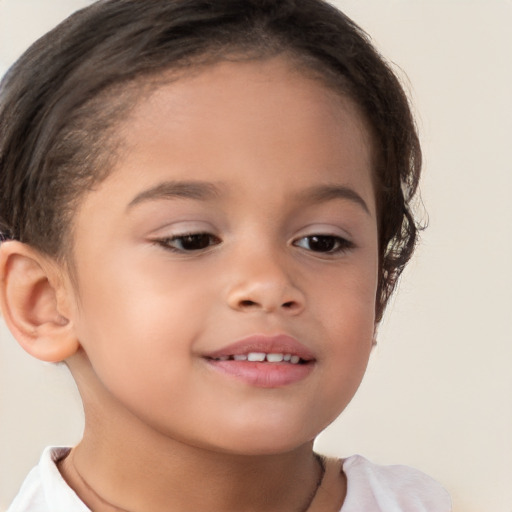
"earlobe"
0,241,80,362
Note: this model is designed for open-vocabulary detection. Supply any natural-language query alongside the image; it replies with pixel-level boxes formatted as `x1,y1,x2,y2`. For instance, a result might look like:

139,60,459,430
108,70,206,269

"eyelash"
293,234,355,254
153,232,354,255
154,233,221,253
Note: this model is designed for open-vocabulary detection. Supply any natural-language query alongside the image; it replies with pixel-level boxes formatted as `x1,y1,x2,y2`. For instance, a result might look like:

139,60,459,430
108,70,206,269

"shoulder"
341,455,451,512
7,447,90,512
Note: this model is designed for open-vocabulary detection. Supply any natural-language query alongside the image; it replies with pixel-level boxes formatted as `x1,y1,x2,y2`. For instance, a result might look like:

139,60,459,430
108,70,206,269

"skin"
1,57,379,511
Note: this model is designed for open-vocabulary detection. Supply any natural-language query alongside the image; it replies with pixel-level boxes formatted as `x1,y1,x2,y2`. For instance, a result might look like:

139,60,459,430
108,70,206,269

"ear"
0,241,80,362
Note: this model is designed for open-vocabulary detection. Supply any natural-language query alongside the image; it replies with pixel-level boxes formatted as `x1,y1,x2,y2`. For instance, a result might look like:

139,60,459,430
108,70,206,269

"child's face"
65,57,379,455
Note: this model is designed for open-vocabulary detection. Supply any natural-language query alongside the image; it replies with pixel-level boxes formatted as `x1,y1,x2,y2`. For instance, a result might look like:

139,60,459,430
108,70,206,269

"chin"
198,422,320,457
211,438,314,457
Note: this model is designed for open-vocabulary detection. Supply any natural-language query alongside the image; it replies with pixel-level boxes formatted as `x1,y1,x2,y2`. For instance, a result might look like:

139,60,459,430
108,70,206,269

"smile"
204,334,316,388
209,353,305,364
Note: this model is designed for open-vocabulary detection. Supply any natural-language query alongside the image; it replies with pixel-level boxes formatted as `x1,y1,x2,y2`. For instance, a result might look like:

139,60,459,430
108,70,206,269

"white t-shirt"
7,447,451,511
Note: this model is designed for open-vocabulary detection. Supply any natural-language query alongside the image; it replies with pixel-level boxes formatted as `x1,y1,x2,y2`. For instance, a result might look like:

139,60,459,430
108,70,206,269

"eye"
293,235,354,254
155,233,221,252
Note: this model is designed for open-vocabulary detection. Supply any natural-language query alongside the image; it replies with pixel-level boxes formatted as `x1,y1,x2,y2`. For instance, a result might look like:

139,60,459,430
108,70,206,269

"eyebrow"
298,184,371,215
126,180,370,215
127,180,222,210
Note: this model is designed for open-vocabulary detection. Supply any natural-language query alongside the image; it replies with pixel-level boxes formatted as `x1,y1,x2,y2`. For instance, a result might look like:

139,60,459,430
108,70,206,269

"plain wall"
1,1,511,511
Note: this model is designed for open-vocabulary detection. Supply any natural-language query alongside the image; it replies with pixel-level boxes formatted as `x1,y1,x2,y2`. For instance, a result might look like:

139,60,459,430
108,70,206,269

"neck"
60,432,323,512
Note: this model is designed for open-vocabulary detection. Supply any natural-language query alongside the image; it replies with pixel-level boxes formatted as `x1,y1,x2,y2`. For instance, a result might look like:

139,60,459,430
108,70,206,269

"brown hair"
0,0,422,321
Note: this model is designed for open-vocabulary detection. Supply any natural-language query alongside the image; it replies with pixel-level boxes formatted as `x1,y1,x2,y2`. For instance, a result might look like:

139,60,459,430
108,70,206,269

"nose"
225,250,305,315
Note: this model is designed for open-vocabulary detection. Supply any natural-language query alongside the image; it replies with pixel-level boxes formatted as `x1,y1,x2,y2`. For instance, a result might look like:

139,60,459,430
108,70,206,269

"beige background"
1,1,511,511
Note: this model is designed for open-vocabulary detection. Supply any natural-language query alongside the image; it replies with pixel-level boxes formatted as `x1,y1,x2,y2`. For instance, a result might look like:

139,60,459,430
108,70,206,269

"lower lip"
205,360,314,388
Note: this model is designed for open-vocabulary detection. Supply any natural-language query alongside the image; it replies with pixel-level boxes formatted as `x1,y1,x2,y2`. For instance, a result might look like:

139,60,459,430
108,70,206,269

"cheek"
70,250,208,385
308,260,377,402
323,304,375,379
311,255,378,336
71,256,157,369
71,277,198,428
314,322,373,431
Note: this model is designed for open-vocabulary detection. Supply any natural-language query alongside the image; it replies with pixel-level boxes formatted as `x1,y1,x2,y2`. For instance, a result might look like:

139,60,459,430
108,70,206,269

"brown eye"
294,235,353,254
158,233,221,252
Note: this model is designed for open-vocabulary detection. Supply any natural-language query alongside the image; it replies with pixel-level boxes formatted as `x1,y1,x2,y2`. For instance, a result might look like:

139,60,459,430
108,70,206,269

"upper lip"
204,334,316,361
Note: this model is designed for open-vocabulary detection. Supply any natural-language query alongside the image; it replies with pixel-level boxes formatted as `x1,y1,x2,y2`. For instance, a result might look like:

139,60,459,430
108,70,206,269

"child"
0,0,451,510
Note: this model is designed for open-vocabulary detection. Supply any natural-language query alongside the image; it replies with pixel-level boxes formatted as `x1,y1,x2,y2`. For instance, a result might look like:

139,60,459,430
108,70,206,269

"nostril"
282,301,296,309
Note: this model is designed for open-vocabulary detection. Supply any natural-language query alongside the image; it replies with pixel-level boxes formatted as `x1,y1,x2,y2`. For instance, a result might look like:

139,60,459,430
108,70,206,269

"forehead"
110,57,374,197
72,56,376,230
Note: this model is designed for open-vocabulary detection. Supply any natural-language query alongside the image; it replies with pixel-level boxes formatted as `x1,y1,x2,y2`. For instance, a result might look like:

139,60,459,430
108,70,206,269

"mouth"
207,352,309,365
203,334,316,388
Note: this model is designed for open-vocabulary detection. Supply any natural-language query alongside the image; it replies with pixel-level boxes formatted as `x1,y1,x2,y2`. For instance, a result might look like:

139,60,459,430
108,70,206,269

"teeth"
213,353,304,364
266,353,284,363
247,352,266,362
244,353,302,364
